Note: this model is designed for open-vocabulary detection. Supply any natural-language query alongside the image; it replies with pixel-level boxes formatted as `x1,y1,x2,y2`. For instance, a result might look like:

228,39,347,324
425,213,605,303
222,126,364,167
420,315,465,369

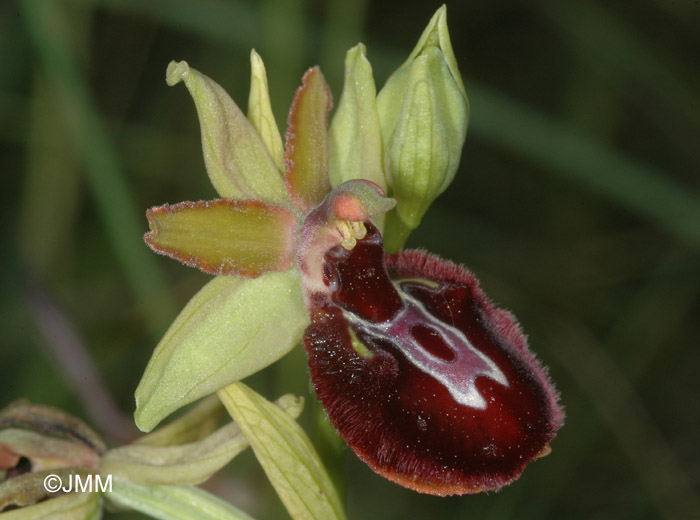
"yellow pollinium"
336,220,367,250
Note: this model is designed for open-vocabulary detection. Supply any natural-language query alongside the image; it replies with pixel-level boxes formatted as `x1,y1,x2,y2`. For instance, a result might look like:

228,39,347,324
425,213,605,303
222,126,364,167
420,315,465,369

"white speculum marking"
343,287,509,410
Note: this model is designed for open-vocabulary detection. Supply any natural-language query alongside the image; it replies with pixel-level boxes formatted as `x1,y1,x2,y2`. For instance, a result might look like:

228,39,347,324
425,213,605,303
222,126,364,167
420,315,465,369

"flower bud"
377,6,469,251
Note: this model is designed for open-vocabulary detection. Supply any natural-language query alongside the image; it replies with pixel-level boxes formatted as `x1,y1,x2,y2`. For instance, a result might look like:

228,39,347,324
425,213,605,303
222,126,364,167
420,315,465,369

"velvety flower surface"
301,223,564,495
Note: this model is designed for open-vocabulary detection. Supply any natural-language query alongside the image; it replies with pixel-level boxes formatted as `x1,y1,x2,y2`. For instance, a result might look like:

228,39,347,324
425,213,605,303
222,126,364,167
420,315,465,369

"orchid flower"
136,6,563,497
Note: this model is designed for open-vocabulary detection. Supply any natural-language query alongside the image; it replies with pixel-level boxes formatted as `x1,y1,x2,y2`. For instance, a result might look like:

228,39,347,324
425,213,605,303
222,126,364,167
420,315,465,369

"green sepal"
248,50,285,173
166,60,289,207
218,382,346,520
134,270,308,432
102,394,302,486
329,44,385,196
106,480,254,520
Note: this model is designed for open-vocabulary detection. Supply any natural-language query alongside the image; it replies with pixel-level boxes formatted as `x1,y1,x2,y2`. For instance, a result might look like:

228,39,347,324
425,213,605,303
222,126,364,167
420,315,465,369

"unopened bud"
376,6,468,251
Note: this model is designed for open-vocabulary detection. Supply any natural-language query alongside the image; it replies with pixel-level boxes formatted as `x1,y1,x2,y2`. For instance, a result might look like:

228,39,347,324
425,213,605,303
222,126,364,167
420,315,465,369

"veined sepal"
134,270,308,432
105,480,254,520
166,60,290,207
218,383,346,520
248,50,285,173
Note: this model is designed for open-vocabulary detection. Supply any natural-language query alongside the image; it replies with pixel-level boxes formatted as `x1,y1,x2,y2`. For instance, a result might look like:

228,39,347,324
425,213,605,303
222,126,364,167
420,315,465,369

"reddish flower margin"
303,224,564,495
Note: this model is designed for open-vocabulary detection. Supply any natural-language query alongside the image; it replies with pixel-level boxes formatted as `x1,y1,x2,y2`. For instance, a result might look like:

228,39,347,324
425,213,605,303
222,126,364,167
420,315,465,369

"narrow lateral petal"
284,67,332,214
166,60,290,206
134,271,308,433
145,199,297,278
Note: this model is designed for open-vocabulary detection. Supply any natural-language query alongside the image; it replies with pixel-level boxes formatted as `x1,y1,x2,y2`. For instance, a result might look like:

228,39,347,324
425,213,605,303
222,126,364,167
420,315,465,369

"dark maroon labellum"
303,223,564,495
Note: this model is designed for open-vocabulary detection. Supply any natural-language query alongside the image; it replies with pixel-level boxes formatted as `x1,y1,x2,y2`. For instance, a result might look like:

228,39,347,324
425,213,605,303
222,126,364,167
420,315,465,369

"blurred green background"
2,0,699,518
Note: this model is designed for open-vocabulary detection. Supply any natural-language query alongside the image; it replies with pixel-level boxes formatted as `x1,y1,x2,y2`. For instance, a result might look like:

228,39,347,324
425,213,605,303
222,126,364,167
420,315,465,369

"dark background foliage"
1,0,699,518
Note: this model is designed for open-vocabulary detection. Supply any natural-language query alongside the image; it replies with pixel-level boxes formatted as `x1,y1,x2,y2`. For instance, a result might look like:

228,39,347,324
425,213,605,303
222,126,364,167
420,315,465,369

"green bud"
376,5,468,251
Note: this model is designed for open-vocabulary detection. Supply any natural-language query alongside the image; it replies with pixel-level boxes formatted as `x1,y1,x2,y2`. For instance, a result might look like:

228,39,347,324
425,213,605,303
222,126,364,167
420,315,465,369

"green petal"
218,383,346,520
134,270,308,432
106,481,254,520
166,60,289,206
284,67,332,214
248,50,285,173
101,394,302,486
329,45,386,231
144,199,297,278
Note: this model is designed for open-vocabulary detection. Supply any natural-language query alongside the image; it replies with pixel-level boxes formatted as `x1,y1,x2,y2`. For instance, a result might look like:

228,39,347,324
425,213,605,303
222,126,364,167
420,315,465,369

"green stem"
311,397,347,501
382,209,415,253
